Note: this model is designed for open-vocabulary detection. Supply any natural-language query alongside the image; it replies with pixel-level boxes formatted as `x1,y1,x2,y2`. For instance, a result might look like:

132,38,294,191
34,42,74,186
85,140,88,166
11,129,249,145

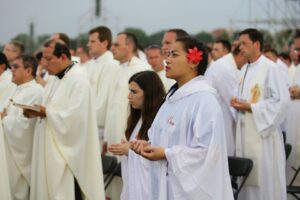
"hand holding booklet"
10,99,41,112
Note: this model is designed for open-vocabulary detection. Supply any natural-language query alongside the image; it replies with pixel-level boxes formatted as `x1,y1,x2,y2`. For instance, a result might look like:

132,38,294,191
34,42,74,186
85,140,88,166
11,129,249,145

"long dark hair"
125,71,166,141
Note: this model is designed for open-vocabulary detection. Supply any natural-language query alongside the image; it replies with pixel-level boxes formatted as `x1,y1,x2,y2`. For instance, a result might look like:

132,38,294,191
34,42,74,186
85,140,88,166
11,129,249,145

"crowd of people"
0,26,300,200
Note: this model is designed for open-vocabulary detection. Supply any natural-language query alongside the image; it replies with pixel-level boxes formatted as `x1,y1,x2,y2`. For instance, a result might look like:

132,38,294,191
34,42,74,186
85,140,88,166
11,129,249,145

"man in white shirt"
205,44,247,156
145,44,175,91
161,29,189,59
211,39,231,61
86,26,120,150
231,28,289,200
1,55,44,200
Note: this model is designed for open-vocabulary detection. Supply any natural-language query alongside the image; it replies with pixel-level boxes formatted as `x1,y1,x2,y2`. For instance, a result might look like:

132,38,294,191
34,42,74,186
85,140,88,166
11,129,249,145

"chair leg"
291,193,300,200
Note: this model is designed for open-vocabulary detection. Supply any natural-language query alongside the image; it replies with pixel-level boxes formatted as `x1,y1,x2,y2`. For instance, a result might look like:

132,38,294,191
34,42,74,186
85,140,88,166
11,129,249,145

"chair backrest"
102,155,118,174
228,156,253,199
285,143,292,160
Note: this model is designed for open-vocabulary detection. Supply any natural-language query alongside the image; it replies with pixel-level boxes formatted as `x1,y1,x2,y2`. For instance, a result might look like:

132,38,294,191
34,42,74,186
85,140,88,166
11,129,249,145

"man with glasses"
1,55,44,200
145,44,175,91
104,32,150,200
25,41,104,200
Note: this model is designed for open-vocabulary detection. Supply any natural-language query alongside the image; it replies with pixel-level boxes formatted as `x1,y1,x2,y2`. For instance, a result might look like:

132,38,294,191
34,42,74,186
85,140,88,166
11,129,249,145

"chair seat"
102,155,118,174
287,186,300,193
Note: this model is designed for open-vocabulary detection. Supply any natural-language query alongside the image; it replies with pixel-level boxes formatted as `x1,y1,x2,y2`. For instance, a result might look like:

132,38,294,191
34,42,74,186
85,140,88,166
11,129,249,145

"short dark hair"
239,28,264,51
232,44,241,56
118,32,139,54
125,71,166,141
10,41,25,54
294,30,300,40
263,48,278,57
57,33,70,46
16,54,38,77
0,52,10,70
145,44,163,55
215,39,231,53
35,51,43,62
89,26,112,49
44,41,71,60
53,43,71,60
279,52,291,63
166,29,189,39
176,37,208,75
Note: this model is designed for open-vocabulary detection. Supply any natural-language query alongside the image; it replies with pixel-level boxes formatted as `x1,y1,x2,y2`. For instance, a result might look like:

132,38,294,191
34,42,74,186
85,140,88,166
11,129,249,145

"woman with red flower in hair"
131,37,234,200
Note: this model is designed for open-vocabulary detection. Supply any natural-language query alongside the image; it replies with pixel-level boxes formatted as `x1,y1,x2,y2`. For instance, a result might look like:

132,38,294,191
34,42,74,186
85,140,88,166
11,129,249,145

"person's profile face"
111,34,129,62
239,34,256,60
162,32,176,59
165,42,191,81
42,46,61,75
128,81,144,110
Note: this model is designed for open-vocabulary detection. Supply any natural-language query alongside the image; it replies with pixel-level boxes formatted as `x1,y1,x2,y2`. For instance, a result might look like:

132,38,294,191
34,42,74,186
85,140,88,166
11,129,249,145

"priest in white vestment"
104,32,151,147
25,41,104,200
1,55,44,200
286,33,300,188
0,118,12,200
0,52,14,200
86,26,120,147
205,46,246,156
0,52,16,111
231,29,289,200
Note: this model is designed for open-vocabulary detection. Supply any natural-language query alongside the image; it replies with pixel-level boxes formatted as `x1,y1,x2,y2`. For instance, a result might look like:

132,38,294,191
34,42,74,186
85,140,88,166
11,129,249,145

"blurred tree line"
3,27,297,54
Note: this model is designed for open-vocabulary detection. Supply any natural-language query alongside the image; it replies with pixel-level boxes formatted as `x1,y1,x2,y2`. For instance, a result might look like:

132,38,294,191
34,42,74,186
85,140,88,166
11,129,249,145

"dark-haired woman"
131,37,234,200
108,71,165,200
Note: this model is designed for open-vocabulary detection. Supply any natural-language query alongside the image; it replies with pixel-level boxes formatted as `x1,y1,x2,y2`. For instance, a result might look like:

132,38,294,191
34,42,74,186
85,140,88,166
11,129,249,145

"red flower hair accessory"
186,47,203,64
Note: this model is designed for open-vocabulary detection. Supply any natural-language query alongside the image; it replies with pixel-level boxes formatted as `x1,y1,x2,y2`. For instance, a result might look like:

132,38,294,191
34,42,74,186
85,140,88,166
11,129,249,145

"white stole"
236,63,269,186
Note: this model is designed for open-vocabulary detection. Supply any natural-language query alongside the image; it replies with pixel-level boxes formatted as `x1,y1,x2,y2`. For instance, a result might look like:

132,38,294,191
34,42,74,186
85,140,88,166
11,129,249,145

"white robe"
30,65,105,200
205,53,241,156
2,80,44,200
148,76,234,200
0,118,12,200
0,70,16,111
104,56,151,145
286,64,300,186
85,51,120,139
235,55,289,200
120,118,151,200
276,59,291,87
156,70,175,92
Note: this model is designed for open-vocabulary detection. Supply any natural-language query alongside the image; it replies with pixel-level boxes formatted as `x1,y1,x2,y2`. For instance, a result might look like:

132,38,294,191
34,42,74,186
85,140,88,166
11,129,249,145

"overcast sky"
0,0,295,45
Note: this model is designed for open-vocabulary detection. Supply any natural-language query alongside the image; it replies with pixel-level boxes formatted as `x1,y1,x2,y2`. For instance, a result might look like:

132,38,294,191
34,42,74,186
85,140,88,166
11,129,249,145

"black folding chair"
285,143,292,160
228,156,253,200
101,155,121,190
286,142,300,199
287,164,300,200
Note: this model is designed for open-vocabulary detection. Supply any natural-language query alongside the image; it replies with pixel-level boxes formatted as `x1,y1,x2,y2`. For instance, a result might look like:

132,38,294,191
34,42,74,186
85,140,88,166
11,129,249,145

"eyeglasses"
294,48,300,53
10,64,21,69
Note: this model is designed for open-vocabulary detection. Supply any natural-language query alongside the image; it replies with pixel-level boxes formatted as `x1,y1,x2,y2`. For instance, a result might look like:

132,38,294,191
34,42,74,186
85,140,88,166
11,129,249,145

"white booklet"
10,99,40,112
